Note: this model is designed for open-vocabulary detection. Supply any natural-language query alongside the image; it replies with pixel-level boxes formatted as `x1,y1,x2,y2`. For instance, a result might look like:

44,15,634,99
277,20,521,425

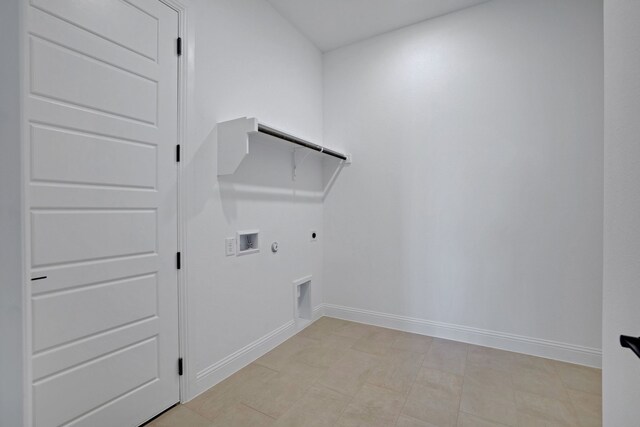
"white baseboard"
189,305,324,400
322,304,602,368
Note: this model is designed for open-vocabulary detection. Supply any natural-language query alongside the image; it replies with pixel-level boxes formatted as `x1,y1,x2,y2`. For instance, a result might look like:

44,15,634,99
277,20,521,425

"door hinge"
176,37,182,56
176,252,181,270
176,144,181,162
178,358,183,376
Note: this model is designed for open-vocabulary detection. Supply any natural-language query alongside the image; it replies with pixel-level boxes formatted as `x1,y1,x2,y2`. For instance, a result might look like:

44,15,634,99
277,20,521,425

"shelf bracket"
217,117,258,176
292,147,312,181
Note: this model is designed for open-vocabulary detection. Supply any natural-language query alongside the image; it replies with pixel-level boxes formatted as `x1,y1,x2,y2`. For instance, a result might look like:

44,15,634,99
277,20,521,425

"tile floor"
149,317,602,427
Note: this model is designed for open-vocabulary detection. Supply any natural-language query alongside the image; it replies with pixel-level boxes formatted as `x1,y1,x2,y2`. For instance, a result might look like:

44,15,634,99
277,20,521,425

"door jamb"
158,0,190,404
20,0,30,424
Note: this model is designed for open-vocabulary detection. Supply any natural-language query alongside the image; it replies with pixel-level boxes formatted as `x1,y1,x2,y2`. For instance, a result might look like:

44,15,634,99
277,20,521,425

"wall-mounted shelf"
217,117,351,176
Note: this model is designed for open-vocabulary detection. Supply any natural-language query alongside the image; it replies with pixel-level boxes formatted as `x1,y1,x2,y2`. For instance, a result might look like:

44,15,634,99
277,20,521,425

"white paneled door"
26,1,181,426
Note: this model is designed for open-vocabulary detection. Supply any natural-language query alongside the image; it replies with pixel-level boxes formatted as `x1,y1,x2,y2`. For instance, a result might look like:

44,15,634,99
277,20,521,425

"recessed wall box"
293,276,312,326
236,230,259,256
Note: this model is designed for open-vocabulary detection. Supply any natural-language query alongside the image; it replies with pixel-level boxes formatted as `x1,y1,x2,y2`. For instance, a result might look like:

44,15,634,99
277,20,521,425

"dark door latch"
620,335,640,359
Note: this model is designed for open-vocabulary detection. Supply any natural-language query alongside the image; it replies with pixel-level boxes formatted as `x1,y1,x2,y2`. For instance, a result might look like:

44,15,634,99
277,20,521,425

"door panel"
34,339,159,427
26,0,180,425
32,274,158,352
30,0,159,61
30,37,158,124
31,210,157,267
31,125,157,189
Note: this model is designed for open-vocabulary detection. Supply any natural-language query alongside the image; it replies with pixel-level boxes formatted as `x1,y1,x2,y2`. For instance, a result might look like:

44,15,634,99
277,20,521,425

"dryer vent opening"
295,279,311,323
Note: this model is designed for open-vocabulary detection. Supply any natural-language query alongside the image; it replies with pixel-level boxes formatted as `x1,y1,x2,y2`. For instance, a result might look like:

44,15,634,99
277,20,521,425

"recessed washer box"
236,230,259,256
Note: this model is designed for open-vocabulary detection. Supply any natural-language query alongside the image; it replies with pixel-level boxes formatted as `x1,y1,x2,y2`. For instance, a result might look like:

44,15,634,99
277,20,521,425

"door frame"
19,0,191,424
161,0,191,407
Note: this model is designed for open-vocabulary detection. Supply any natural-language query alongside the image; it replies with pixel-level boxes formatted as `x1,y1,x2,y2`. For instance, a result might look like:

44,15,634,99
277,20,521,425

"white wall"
183,0,325,398
323,0,603,365
603,0,640,424
0,0,24,425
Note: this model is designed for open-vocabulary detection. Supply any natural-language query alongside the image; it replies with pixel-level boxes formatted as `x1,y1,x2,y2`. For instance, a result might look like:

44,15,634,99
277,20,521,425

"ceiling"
266,0,490,52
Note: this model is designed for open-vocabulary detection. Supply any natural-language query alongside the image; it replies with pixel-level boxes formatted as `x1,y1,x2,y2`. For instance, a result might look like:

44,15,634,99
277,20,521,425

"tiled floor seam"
394,347,425,426
566,384,601,425
456,346,471,426
332,386,356,425
237,402,277,421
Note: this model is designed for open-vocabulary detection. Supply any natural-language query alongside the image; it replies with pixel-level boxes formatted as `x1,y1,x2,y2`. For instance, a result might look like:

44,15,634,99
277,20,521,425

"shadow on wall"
190,124,345,223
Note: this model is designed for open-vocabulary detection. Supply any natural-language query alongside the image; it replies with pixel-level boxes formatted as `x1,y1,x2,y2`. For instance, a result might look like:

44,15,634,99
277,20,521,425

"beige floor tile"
463,364,513,399
460,384,517,426
553,362,602,395
185,390,240,422
241,369,320,418
255,335,319,372
467,345,513,358
392,332,433,354
509,353,557,376
396,414,441,427
291,333,356,369
317,349,381,396
322,317,354,327
567,389,602,427
432,338,469,353
514,390,580,426
321,331,360,347
278,359,329,378
334,322,376,339
273,386,349,427
336,384,405,427
511,369,569,401
402,383,460,427
298,317,352,340
415,367,463,397
367,348,424,395
517,414,579,427
210,403,274,427
147,405,214,427
353,327,402,356
423,339,468,376
456,412,509,426
185,364,277,421
466,346,515,374
255,335,331,378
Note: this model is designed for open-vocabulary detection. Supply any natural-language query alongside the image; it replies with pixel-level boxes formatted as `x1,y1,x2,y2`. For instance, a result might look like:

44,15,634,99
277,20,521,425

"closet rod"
257,124,347,161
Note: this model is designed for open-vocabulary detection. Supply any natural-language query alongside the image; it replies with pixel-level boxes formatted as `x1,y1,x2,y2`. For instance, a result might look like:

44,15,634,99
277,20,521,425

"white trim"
158,0,190,404
190,305,324,400
20,0,31,424
322,304,602,368
293,275,313,287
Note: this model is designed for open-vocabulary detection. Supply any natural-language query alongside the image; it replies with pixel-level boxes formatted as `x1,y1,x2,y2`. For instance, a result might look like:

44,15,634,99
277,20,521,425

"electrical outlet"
225,237,236,256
